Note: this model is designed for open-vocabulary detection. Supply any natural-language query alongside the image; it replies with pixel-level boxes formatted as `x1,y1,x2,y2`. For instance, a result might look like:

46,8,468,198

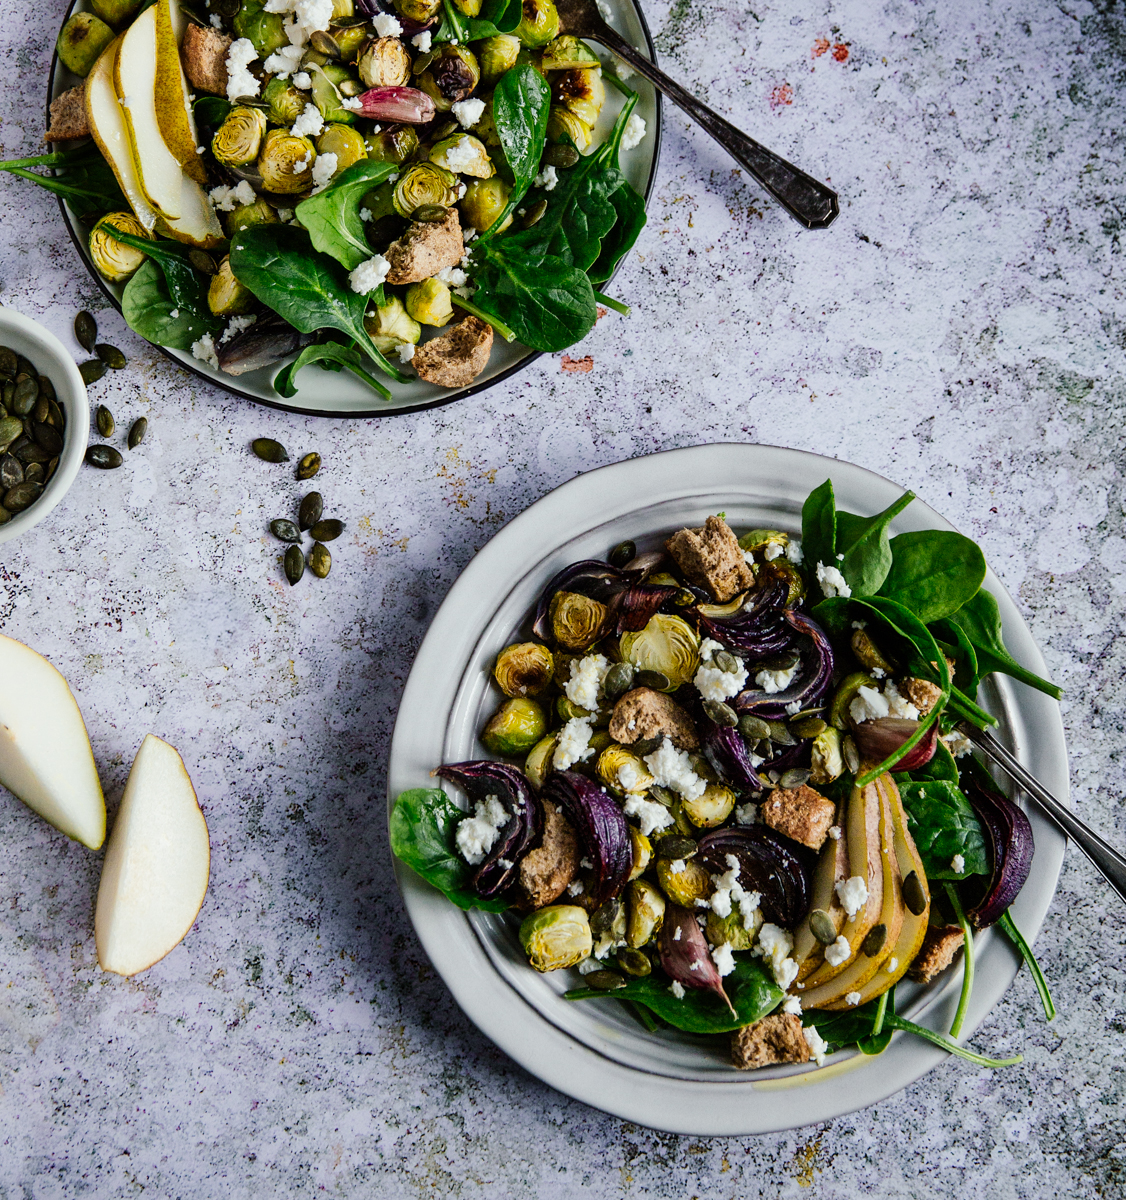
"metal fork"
555,0,839,229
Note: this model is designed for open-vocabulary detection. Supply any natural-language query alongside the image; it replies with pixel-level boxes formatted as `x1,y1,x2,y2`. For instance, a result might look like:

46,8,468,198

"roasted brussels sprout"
264,77,306,126
57,13,115,77
705,905,761,952
417,44,481,110
481,696,548,756
257,129,316,193
524,731,559,788
552,67,604,126
394,0,441,22
494,642,554,697
331,22,368,60
330,0,354,20
681,782,736,829
628,827,652,881
540,35,600,71
357,35,412,88
626,879,665,948
317,123,368,173
850,628,896,674
546,105,592,152
89,0,142,28
393,162,460,217
548,591,608,651
311,63,359,125
590,897,627,953
366,123,421,164
453,0,482,14
810,726,845,785
738,528,790,555
597,745,654,794
761,558,805,606
619,614,700,691
519,905,592,971
430,134,494,178
363,295,422,355
225,197,278,236
211,106,268,168
655,856,711,908
460,177,512,233
233,0,288,57
89,212,149,282
207,256,256,316
513,0,559,47
475,33,521,86
405,277,455,327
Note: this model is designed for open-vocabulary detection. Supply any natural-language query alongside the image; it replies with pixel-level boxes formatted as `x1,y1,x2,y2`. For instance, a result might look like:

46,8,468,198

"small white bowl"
0,307,88,544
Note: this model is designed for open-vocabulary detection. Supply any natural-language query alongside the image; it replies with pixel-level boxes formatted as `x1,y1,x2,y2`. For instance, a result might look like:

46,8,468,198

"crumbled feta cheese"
397,342,416,363
643,737,706,801
755,661,799,694
454,793,508,864
411,30,432,52
669,980,686,1000
784,700,802,716
756,923,798,990
169,309,179,319
372,11,402,36
803,1024,828,1065
438,135,480,174
850,685,890,724
310,150,338,191
845,991,861,1007
871,667,887,680
673,926,681,941
763,541,785,561
534,164,559,191
292,70,312,89
225,38,260,102
816,562,852,598
616,760,647,793
943,729,973,758
786,540,803,565
669,858,686,875
436,265,469,288
711,942,736,977
564,653,609,709
884,679,920,721
709,854,760,929
348,254,391,294
835,875,869,918
781,995,802,1015
211,13,223,28
263,42,305,78
276,208,295,222
294,153,312,172
622,793,674,836
220,314,256,343
554,716,595,770
341,95,363,110
698,638,723,662
695,650,749,702
852,620,868,630
593,931,625,959
886,957,899,974
191,333,218,369
580,857,593,870
742,549,756,566
208,179,258,212
450,97,486,129
291,102,325,139
827,825,842,841
824,934,851,967
620,112,646,151
577,955,599,973
359,208,373,222
951,853,965,874
613,54,635,80
733,802,757,825
567,879,585,897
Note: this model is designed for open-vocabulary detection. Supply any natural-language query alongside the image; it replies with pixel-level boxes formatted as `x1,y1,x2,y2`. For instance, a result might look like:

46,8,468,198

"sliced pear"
167,0,188,43
153,0,208,186
85,37,159,234
0,635,105,850
95,735,209,976
791,799,849,982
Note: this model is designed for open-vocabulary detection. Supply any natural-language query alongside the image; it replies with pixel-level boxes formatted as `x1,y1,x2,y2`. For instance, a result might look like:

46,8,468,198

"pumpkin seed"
0,416,23,450
296,451,320,480
809,909,837,946
653,834,697,860
779,767,811,789
33,396,49,425
631,736,663,757
543,142,580,168
861,923,888,958
608,539,635,568
308,541,331,578
252,437,289,463
586,969,627,991
270,518,301,543
589,897,623,938
21,416,35,440
2,380,12,410
714,649,740,674
412,204,448,223
284,543,304,585
760,650,800,672
23,462,44,484
15,441,50,465
902,871,927,916
16,355,35,378
79,360,106,385
38,376,56,403
0,455,22,489
188,250,218,275
635,669,670,691
95,344,127,370
4,481,43,512
602,660,635,701
672,588,696,607
791,717,827,739
308,517,343,541
309,28,340,55
47,398,64,429
842,734,860,775
616,947,651,978
85,444,122,469
0,348,16,379
0,504,10,525
44,457,59,484
738,714,771,742
11,376,38,416
298,491,323,530
95,405,115,438
520,198,548,228
32,422,64,456
702,698,738,727
74,311,97,352
765,719,796,746
128,417,147,448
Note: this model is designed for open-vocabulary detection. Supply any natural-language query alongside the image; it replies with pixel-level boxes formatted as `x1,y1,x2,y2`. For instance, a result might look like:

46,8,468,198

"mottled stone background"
0,0,1124,1194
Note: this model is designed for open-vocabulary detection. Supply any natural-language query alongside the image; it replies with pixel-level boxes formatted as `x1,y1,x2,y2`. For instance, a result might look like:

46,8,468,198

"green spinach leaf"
587,178,647,285
389,788,510,912
899,779,988,879
478,64,550,238
804,990,895,1055
879,530,987,624
834,491,915,598
0,143,127,216
801,479,837,575
274,340,392,400
896,738,960,786
947,588,1062,699
104,224,213,318
121,259,220,350
192,95,231,128
931,616,981,698
295,160,399,271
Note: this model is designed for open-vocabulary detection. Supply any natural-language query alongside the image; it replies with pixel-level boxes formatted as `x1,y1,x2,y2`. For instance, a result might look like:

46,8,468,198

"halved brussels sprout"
233,0,288,57
655,856,711,907
366,124,421,164
357,35,412,88
207,256,256,316
394,0,440,21
810,726,844,785
453,0,482,14
626,879,665,948
627,827,652,881
494,642,554,697
225,197,278,236
738,528,790,555
57,13,115,77
475,33,520,86
760,559,804,606
596,745,654,794
363,294,422,354
540,35,600,71
331,22,367,60
681,782,736,829
460,176,512,234
311,63,358,125
546,105,591,152
212,106,268,168
524,731,559,788
519,905,592,971
850,628,896,674
330,0,354,20
705,905,761,952
619,614,700,691
404,276,455,327
393,162,460,217
317,122,368,173
513,0,559,47
548,590,608,651
89,212,149,282
417,44,481,111
258,129,316,193
430,134,494,178
263,78,306,126
552,67,604,126
481,697,547,756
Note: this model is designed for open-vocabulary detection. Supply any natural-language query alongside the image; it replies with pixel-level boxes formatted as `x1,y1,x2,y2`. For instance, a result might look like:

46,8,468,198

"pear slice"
153,0,208,186
791,799,849,982
95,735,210,976
0,635,105,850
85,37,159,234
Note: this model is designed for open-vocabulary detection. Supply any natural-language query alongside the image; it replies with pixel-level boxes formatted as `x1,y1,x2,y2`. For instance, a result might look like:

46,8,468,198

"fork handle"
598,29,839,230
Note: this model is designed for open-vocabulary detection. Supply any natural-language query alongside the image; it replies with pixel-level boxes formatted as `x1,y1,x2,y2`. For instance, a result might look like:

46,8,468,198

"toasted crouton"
665,516,755,602
385,209,464,286
45,86,90,142
609,687,699,750
901,676,943,715
907,924,965,984
761,783,837,850
517,799,579,908
412,315,493,388
182,23,232,97
731,1013,811,1069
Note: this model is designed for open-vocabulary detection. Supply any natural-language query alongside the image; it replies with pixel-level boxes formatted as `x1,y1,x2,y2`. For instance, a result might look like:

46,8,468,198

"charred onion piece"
696,825,815,927
215,316,308,376
733,609,836,720
852,718,938,771
542,770,632,906
702,723,765,792
963,777,1034,927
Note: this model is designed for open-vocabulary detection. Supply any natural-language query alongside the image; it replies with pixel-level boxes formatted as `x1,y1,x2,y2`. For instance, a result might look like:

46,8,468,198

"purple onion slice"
696,826,814,927
542,771,632,906
611,583,680,633
733,610,835,720
963,777,1034,927
852,718,937,772
355,86,437,124
702,723,766,792
434,761,540,898
696,577,792,657
658,903,735,1014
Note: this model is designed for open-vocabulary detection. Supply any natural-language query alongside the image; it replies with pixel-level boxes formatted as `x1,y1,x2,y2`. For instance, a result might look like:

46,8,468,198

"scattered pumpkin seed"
79,360,106,385
85,444,122,469
0,454,22,490
95,405,115,438
23,462,44,484
861,923,888,958
308,541,331,578
74,311,97,352
270,518,302,543
616,948,651,978
2,380,13,410
412,204,448,223
653,834,697,860
188,250,218,275
32,422,64,456
520,198,548,228
295,451,321,480
589,897,624,938
842,734,860,775
127,417,147,448
586,969,627,991
308,517,343,541
765,719,796,746
902,871,927,916
714,649,740,674
252,437,289,463
809,909,837,946
11,376,38,417
284,543,304,585
298,491,323,530
672,588,696,607
608,539,635,568
309,28,340,55
738,714,771,742
95,344,127,370
779,767,811,789
543,142,580,168
635,669,670,691
791,717,828,739
702,698,738,727
4,481,43,512
602,660,635,701
16,356,35,378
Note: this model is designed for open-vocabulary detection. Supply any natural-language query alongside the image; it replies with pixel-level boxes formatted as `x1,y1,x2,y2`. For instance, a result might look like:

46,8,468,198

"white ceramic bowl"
0,307,88,544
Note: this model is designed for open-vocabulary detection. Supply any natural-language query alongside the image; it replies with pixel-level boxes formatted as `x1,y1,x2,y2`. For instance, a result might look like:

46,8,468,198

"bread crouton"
901,676,943,715
609,687,698,750
385,208,464,286
760,783,836,850
907,924,965,984
413,315,493,388
731,1013,811,1070
517,799,579,908
45,86,90,141
665,516,755,602
182,23,232,97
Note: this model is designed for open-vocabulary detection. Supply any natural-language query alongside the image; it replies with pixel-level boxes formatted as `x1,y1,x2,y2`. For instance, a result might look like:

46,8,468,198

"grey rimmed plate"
47,0,662,418
387,443,1067,1135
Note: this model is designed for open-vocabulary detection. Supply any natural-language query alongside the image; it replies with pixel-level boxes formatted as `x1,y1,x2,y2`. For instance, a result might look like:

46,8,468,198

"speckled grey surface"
0,0,1124,1193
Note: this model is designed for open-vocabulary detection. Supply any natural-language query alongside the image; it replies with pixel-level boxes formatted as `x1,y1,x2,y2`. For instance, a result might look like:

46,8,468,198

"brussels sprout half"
481,697,547,756
208,256,256,316
618,614,701,691
519,905,593,972
89,212,149,282
212,106,268,168
258,129,316,193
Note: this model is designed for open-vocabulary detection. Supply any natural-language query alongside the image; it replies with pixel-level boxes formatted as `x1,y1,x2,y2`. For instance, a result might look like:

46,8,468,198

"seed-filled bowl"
0,307,88,545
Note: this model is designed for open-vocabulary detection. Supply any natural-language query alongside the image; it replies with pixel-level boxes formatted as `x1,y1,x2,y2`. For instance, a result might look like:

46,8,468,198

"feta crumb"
827,825,842,841
884,679,920,721
943,729,974,758
763,541,785,561
669,980,686,999
534,164,559,191
263,42,305,78
835,875,869,918
786,539,804,564
567,879,585,897
755,661,799,694
554,716,595,770
620,112,646,151
733,802,757,825
709,853,760,929
348,254,391,294
643,737,706,802
310,150,338,191
454,793,508,864
850,685,890,725
211,13,223,28
411,30,432,52
294,153,312,172
290,102,325,139
616,760,647,793
784,700,802,716
190,333,218,369
951,853,965,874
622,793,674,836
372,11,402,36
208,179,257,212
755,922,798,990
695,649,749,702
824,934,851,967
803,1024,828,1065
580,857,593,870
781,995,802,1015
341,95,363,110
397,342,416,363
225,38,260,103
886,957,899,974
169,309,179,319
451,97,486,129
292,71,312,89
436,265,469,288
438,134,482,174
816,561,852,598
564,652,609,709
669,858,686,875
845,991,862,1007
359,208,373,222
673,926,681,941
711,942,736,977
577,955,599,973
220,314,256,343
613,55,635,80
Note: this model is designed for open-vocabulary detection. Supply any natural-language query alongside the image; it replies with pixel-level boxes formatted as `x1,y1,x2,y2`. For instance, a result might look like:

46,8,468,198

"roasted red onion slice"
658,903,735,1014
542,771,632,906
852,718,938,771
963,777,1034,927
702,724,765,792
733,610,835,720
696,826,814,927
696,578,792,657
355,86,437,124
434,761,540,898
612,583,680,632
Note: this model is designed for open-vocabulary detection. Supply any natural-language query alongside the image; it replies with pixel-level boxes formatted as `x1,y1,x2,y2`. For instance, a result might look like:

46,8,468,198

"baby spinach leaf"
478,64,550,238
804,989,895,1055
389,788,510,912
229,224,409,383
273,340,392,400
295,159,399,271
0,143,127,216
899,779,989,879
947,588,1062,700
192,95,231,128
104,224,212,318
587,179,647,286
801,479,837,576
121,259,220,350
879,531,987,624
931,616,981,698
565,958,782,1034
835,491,915,598
814,596,950,689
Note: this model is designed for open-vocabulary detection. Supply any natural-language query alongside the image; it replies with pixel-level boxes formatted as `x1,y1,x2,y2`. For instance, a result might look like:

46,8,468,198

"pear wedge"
791,800,849,982
85,37,159,234
153,0,208,186
0,635,105,850
95,735,209,976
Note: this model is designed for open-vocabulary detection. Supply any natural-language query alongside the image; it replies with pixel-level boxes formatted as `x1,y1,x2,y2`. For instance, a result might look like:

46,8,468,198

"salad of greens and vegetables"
392,479,1060,1071
13,0,648,399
